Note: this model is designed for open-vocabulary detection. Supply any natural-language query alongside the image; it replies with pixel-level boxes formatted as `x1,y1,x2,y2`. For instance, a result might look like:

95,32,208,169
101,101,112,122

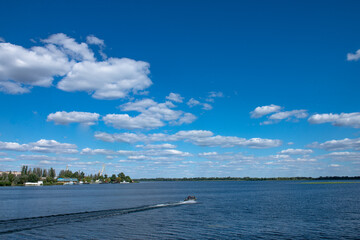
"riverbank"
135,176,360,181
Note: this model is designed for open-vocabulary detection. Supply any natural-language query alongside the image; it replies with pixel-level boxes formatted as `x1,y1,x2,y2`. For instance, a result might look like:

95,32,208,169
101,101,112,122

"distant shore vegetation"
0,165,132,186
135,176,360,182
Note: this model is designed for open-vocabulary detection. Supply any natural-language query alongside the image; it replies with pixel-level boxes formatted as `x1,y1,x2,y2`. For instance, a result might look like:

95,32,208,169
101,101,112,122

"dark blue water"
0,181,359,239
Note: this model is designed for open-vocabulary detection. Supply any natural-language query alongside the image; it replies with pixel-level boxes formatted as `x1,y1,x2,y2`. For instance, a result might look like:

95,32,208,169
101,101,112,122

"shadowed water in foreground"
0,201,196,235
0,181,359,239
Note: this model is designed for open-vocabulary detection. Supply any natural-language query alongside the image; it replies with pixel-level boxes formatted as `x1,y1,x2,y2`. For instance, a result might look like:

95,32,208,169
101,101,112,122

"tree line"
135,176,360,181
0,165,132,186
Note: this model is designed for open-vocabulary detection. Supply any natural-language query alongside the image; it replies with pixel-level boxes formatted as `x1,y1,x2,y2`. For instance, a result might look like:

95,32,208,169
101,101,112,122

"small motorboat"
184,195,196,201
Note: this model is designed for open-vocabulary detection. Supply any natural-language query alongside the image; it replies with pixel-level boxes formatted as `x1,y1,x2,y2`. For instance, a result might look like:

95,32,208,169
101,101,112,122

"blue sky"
0,0,360,177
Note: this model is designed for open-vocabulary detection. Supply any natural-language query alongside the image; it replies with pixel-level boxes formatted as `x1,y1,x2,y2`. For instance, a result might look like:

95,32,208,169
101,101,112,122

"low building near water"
57,178,78,185
25,181,43,186
0,171,21,177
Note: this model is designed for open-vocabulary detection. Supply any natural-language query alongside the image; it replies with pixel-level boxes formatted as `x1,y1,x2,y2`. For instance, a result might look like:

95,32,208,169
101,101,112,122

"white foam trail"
154,200,196,208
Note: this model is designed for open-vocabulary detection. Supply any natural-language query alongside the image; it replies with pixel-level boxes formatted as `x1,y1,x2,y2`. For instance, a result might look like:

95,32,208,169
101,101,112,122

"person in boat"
184,196,196,201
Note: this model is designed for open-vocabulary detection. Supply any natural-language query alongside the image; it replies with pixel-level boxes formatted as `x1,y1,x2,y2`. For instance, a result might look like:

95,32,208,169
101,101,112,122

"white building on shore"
24,181,43,186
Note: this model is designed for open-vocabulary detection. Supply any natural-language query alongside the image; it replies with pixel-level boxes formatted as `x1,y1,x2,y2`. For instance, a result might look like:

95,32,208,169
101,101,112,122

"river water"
0,181,359,239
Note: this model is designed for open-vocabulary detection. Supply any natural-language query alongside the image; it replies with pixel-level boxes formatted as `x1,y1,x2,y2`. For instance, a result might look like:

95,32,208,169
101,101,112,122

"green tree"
28,173,39,182
7,172,15,184
110,174,117,182
21,165,28,175
42,169,48,178
49,168,56,178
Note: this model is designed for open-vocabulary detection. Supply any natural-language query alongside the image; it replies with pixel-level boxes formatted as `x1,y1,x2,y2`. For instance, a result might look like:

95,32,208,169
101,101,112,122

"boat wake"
0,201,197,235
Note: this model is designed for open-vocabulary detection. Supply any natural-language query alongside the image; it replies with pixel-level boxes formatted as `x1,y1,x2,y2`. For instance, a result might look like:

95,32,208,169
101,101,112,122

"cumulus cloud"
166,93,184,103
206,91,224,102
198,152,218,156
308,138,360,151
250,104,282,118
58,58,151,100
103,113,164,129
187,98,201,107
95,130,282,149
347,48,360,61
80,146,191,161
47,111,100,126
80,148,134,156
269,110,308,120
0,33,152,99
43,33,95,61
136,143,176,149
198,151,256,162
86,35,105,46
175,113,197,125
0,139,78,154
0,40,72,93
308,112,360,128
321,151,360,162
0,157,16,162
103,99,196,129
251,105,308,125
202,103,213,110
0,81,31,94
279,148,313,155
187,98,212,110
18,154,78,161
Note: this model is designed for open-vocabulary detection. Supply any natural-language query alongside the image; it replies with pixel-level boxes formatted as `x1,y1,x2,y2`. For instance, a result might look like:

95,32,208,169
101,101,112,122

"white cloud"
308,138,360,151
187,98,201,107
198,152,256,162
166,93,184,103
198,152,218,156
0,81,31,94
80,146,192,161
206,91,224,102
18,154,78,161
47,111,100,126
94,132,147,143
251,105,308,125
269,110,308,120
208,91,224,98
250,104,282,118
43,33,95,61
308,112,360,128
80,148,134,156
0,41,72,93
187,98,212,111
0,139,78,154
279,148,313,155
58,58,151,100
95,130,282,149
0,33,152,99
0,157,15,162
29,139,78,154
103,113,164,129
86,35,105,46
322,152,360,161
128,155,147,160
347,48,360,61
175,113,197,125
202,103,213,110
103,99,195,129
136,144,176,149
330,164,340,167
0,37,5,43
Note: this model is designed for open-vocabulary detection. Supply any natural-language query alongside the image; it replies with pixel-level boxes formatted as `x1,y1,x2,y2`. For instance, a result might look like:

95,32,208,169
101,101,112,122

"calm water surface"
0,181,359,239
